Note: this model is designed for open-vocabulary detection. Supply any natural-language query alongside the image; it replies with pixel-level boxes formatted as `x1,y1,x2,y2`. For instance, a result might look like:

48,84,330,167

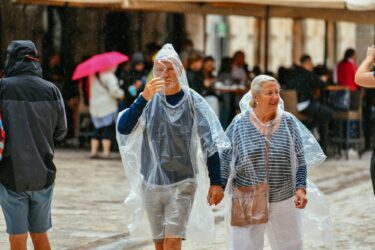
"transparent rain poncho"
116,44,230,242
221,75,334,249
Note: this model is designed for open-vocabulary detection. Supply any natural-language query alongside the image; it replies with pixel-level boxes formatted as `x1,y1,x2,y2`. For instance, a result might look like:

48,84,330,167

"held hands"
207,185,224,206
142,77,165,101
295,188,308,209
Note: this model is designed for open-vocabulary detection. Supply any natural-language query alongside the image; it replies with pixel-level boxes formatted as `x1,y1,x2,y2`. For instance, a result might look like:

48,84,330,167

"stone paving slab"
0,149,374,249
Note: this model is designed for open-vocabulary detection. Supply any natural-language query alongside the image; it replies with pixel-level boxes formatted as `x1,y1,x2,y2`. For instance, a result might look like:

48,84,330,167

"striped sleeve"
293,121,307,189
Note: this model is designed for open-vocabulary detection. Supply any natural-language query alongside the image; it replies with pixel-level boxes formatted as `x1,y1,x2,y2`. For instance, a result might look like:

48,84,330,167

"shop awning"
121,0,375,24
13,0,375,23
12,0,122,8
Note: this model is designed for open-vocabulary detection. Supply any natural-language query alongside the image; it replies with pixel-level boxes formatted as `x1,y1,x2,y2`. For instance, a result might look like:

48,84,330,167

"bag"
231,182,269,226
231,122,271,226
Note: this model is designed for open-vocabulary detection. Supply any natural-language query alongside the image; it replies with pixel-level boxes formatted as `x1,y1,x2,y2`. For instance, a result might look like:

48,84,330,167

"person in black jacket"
286,55,333,127
286,55,334,149
0,40,67,250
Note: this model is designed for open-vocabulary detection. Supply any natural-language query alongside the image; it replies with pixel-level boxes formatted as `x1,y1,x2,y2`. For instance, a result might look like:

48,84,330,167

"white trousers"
231,197,303,250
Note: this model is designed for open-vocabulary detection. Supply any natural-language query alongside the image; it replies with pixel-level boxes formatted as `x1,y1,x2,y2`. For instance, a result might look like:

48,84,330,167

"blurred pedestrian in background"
89,68,124,159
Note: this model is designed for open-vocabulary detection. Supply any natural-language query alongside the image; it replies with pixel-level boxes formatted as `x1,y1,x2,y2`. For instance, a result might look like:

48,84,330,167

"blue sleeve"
207,152,221,186
117,94,148,135
294,121,307,189
373,71,375,78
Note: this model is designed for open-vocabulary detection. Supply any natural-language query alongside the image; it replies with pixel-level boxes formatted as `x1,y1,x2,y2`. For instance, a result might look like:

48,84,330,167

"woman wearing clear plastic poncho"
116,44,229,250
220,75,334,250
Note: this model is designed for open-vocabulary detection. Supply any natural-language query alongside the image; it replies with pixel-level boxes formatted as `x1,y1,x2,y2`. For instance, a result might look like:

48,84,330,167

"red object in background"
336,60,358,91
72,51,128,80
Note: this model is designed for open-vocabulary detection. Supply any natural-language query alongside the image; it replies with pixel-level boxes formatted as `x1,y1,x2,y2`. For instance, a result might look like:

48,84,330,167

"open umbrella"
72,51,128,80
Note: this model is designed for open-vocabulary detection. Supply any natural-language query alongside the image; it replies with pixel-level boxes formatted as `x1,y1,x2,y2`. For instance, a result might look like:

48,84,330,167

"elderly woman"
221,75,317,250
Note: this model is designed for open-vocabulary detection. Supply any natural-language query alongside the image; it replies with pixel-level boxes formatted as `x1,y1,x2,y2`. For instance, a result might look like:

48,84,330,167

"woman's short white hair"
249,74,280,108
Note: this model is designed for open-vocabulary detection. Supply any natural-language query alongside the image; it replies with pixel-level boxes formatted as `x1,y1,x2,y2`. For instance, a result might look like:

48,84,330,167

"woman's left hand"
295,188,308,209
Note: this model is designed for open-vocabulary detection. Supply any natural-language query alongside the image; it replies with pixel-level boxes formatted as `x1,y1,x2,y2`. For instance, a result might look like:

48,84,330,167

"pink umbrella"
72,51,129,80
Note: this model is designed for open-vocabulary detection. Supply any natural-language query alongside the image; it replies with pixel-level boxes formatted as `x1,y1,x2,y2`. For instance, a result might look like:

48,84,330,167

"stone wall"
356,24,375,62
1,1,44,63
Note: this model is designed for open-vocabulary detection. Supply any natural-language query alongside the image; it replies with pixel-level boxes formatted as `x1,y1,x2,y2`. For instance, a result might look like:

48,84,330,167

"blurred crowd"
40,39,375,157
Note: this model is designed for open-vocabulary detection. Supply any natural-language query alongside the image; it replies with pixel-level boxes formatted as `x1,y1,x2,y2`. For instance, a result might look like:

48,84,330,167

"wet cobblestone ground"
0,149,374,249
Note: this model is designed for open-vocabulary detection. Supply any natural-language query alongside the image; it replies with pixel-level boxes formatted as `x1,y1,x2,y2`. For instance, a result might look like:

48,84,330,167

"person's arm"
117,77,165,135
54,90,68,141
355,46,375,88
194,99,224,205
220,122,235,189
207,152,221,186
117,94,147,135
293,120,308,209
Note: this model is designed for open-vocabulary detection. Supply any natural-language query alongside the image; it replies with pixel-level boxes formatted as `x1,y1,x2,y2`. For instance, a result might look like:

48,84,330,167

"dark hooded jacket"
285,65,327,103
0,40,67,192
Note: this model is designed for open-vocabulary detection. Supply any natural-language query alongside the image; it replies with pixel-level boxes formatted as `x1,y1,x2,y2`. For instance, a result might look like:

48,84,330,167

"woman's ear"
253,94,258,104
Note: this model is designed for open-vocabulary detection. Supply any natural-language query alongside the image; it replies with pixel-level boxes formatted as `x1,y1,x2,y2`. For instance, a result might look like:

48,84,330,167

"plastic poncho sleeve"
117,95,148,135
288,116,307,189
54,89,67,141
192,91,229,157
219,116,237,188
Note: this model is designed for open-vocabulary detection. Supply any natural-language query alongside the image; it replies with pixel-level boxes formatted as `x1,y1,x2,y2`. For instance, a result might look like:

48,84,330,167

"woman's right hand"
142,77,165,101
295,188,308,209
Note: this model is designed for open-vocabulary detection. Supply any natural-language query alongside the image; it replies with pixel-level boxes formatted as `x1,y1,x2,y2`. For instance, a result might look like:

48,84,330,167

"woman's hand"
295,188,307,209
142,77,165,101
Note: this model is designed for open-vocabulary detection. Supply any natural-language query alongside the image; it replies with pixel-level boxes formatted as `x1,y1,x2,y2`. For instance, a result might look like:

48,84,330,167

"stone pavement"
0,149,374,249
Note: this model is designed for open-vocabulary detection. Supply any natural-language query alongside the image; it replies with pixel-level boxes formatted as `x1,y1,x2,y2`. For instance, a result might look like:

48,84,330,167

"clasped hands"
207,185,224,206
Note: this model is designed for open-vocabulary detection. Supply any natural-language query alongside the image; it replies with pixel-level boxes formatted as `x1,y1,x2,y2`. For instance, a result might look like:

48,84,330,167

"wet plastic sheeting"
117,44,230,242
222,82,334,249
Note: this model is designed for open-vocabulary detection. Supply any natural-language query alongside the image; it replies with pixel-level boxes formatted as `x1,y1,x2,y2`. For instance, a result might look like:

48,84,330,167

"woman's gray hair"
249,74,280,108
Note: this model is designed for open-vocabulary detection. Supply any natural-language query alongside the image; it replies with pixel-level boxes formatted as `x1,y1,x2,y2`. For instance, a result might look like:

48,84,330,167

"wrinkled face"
154,60,179,88
254,81,280,113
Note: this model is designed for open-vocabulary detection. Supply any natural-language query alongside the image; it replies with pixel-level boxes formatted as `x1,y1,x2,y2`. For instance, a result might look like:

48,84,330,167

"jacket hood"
3,40,42,77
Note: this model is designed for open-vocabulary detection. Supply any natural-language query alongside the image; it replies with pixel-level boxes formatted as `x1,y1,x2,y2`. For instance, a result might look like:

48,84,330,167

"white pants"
231,197,303,250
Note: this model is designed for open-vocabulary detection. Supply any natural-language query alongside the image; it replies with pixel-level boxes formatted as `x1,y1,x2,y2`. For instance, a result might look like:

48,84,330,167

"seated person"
286,55,334,152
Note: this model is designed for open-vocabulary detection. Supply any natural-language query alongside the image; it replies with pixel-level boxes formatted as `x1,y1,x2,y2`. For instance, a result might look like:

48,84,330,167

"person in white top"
89,67,124,158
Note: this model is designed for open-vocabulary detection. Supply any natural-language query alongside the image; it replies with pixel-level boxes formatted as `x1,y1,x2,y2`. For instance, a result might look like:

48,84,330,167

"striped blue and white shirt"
221,111,307,203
